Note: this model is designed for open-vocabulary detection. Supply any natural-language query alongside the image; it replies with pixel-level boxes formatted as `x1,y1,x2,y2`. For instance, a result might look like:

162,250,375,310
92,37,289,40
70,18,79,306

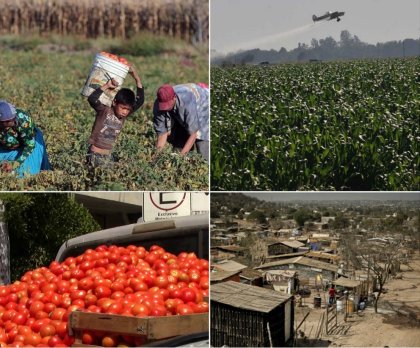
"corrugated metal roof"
280,240,305,248
307,251,340,261
266,251,308,260
265,270,297,278
240,268,263,280
214,260,248,272
214,245,246,252
211,270,241,282
255,256,338,273
211,281,292,313
333,277,361,288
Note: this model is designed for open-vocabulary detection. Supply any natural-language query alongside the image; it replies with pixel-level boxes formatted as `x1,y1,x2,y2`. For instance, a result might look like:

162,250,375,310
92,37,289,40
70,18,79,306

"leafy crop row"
211,58,419,190
0,48,208,190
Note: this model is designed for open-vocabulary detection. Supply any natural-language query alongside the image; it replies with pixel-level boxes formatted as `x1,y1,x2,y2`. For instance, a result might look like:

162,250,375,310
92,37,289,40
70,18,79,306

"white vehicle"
56,214,209,262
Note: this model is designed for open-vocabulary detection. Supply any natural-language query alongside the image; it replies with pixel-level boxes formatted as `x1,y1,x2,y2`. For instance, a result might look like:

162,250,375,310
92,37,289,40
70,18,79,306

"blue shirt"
153,84,209,141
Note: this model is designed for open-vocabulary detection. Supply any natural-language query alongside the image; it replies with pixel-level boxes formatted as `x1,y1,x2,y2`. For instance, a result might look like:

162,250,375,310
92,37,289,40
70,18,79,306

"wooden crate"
69,311,208,346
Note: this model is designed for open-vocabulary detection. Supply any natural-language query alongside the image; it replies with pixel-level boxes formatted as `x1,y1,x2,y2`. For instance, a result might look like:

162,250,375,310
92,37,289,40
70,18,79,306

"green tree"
230,206,241,215
0,193,100,281
330,213,350,229
293,209,312,227
247,210,267,224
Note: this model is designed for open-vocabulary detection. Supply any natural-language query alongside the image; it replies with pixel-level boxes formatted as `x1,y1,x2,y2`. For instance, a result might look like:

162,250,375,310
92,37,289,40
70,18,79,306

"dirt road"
295,251,420,347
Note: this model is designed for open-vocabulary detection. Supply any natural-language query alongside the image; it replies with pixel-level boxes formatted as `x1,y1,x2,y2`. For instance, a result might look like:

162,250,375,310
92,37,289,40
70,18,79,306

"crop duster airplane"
312,11,345,22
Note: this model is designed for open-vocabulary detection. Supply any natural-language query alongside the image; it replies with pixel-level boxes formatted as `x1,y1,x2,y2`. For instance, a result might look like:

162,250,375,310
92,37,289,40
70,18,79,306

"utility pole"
367,256,371,297
0,200,11,285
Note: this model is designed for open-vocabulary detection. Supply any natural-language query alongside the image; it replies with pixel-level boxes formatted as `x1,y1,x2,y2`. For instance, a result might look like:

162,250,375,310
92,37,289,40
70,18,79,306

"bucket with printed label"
81,53,130,107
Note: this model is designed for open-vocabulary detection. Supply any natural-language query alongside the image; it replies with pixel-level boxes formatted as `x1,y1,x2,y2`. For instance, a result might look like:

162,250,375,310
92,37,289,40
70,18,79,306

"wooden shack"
239,268,264,286
268,240,305,256
210,270,241,284
211,281,294,347
255,256,338,283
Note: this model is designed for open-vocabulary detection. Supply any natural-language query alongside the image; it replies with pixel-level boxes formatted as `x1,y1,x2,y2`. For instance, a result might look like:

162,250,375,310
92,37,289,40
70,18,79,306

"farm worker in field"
86,66,144,167
0,101,51,176
153,83,209,162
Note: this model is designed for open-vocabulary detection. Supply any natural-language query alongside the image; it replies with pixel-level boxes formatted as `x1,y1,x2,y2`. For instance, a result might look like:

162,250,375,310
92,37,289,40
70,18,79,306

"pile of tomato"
99,52,129,66
0,245,209,347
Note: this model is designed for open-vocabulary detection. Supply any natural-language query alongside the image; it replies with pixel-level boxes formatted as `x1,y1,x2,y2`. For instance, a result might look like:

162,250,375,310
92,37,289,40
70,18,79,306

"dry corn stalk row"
0,0,208,43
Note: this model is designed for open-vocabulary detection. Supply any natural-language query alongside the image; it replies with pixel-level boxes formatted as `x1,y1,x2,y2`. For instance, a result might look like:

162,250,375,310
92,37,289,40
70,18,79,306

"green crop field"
211,58,420,191
0,39,208,191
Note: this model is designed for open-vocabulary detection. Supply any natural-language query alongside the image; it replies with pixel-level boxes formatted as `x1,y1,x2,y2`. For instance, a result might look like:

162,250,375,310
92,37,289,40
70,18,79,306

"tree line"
213,30,420,65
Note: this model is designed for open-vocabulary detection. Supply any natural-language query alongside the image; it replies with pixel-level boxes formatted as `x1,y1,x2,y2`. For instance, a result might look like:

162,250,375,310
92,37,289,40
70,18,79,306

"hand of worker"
103,78,119,90
129,66,143,88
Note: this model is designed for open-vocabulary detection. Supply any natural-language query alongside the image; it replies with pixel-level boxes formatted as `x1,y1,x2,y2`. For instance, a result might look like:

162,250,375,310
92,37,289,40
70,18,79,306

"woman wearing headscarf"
0,100,51,176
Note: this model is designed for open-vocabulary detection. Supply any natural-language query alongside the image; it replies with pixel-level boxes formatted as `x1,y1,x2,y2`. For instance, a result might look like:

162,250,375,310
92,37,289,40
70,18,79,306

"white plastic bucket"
81,53,130,106
336,300,343,311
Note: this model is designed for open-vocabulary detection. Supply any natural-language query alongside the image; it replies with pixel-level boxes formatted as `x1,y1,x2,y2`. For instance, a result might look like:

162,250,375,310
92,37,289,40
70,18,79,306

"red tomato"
149,304,167,317
84,294,97,307
188,270,201,283
0,330,7,343
82,331,95,345
47,336,63,347
70,269,85,280
176,304,194,315
31,318,50,333
43,302,56,314
24,332,42,346
39,324,56,338
50,308,66,321
94,285,112,299
35,311,49,320
12,312,27,325
78,277,94,291
196,301,209,313
3,309,17,321
154,276,169,289
80,258,93,269
131,304,150,317
97,298,114,312
17,326,31,336
102,336,118,347
0,287,10,298
107,302,123,315
71,299,85,308
54,322,67,340
0,243,209,345
164,299,178,314
180,288,197,303
86,305,101,314
110,291,125,300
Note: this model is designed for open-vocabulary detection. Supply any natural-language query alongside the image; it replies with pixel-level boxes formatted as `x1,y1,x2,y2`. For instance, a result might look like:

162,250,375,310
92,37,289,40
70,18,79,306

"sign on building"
143,192,209,222
191,192,210,215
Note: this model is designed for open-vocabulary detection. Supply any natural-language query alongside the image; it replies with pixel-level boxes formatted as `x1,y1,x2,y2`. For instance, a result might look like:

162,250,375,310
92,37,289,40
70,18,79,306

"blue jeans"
0,128,51,177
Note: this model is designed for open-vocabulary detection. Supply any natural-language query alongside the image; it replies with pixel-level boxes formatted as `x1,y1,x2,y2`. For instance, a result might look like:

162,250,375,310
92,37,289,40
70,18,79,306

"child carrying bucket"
86,64,144,167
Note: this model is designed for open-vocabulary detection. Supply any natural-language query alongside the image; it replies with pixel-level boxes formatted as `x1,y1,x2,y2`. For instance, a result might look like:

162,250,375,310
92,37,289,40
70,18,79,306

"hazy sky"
211,0,420,54
244,192,420,202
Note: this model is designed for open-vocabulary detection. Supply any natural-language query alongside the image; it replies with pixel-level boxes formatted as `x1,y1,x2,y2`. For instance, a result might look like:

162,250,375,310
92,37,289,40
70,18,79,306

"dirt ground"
294,251,420,347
